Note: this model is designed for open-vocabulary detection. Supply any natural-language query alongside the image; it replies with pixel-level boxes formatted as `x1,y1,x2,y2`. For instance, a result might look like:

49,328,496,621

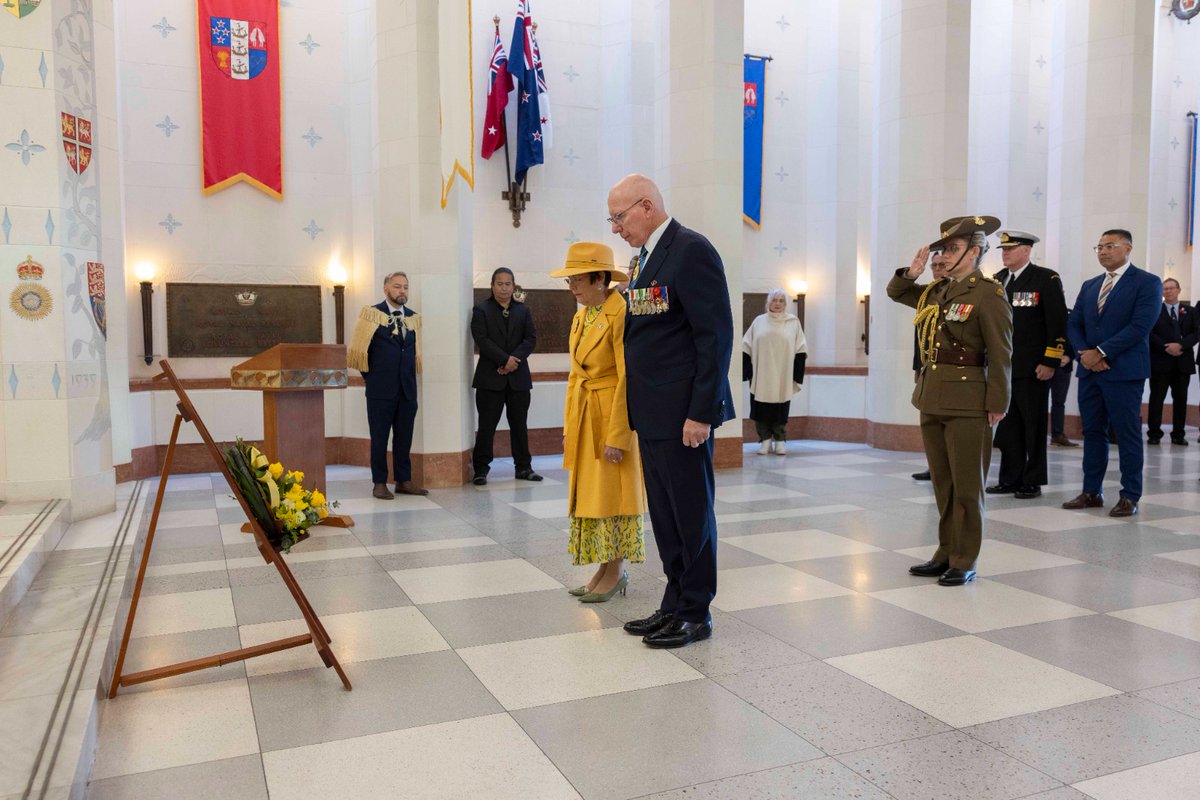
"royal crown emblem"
16,255,44,281
61,112,93,175
210,16,269,80
234,289,258,306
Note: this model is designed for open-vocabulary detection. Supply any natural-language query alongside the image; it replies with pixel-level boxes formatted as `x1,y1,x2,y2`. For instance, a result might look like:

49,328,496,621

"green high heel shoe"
568,585,588,596
580,571,628,603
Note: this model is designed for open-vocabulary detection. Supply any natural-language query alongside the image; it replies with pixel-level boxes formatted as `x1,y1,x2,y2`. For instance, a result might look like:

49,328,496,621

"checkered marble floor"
65,441,1200,798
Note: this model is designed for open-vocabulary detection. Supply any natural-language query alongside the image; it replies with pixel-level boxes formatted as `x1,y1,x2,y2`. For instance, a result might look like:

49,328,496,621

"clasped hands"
1165,343,1183,357
496,356,521,375
1078,349,1110,372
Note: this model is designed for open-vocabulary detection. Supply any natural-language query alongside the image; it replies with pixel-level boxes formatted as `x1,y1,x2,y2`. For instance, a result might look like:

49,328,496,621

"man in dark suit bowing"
986,230,1067,500
470,268,541,485
1147,278,1197,446
608,173,735,649
1063,229,1162,517
347,271,428,499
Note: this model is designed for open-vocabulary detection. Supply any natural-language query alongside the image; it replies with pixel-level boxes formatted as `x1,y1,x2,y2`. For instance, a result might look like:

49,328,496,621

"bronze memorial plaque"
472,287,577,353
166,283,323,357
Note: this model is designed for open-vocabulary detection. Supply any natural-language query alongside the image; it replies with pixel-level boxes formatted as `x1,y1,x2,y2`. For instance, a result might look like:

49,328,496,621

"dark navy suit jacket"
624,219,736,439
363,301,418,401
1148,303,1198,376
1067,265,1162,382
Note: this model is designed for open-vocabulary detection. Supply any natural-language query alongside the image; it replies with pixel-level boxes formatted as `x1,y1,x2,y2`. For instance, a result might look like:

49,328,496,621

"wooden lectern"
232,343,347,498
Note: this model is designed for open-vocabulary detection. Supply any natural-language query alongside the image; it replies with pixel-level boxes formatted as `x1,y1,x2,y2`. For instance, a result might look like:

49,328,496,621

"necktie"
1097,272,1115,314
1170,305,1178,322
632,246,647,288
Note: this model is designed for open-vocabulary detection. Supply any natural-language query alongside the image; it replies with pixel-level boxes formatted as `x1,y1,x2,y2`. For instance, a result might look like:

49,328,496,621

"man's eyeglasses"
1093,243,1125,253
606,198,646,226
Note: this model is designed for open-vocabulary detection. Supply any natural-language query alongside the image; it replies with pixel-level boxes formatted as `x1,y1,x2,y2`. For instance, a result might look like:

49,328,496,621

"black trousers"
994,377,1050,487
1050,365,1072,437
1147,371,1190,440
367,394,417,484
639,437,718,623
473,386,532,474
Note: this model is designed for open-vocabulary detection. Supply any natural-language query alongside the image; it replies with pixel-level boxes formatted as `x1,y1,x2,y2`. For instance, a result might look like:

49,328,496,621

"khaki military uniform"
888,267,1013,569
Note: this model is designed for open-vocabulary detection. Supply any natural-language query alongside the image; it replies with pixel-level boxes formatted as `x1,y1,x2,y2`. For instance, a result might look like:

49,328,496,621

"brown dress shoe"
1062,493,1103,509
1109,497,1138,517
395,480,429,496
1051,434,1079,447
373,483,395,500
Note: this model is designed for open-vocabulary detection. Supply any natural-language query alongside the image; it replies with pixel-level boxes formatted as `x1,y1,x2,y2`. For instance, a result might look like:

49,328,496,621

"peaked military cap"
996,229,1040,248
928,215,1002,250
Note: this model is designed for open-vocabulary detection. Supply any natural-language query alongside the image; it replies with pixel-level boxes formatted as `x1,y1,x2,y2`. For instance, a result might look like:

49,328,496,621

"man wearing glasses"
608,174,735,648
1063,229,1162,517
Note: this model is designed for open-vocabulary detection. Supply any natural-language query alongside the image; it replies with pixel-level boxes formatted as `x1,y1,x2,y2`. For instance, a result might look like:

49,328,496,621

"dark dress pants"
995,378,1050,487
367,394,417,484
1050,365,1072,436
1147,371,1190,440
638,436,717,624
1078,376,1144,501
473,386,532,474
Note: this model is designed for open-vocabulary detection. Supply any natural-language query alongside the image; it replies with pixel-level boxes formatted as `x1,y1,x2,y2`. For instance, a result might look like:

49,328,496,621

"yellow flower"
310,490,326,507
268,462,284,479
286,470,305,484
317,505,329,520
286,484,305,501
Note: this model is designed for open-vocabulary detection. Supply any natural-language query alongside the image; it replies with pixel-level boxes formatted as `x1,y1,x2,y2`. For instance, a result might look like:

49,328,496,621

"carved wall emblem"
61,112,93,175
10,255,53,321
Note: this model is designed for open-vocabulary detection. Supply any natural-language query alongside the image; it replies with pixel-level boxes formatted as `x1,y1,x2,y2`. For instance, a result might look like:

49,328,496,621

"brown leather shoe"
372,483,394,500
395,480,429,496
1062,492,1103,509
1051,434,1079,447
1109,497,1138,517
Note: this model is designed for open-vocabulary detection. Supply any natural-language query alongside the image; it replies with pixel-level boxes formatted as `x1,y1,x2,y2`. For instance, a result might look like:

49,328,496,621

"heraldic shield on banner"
1171,0,1200,21
87,262,107,339
61,112,93,175
3,0,43,19
210,16,269,80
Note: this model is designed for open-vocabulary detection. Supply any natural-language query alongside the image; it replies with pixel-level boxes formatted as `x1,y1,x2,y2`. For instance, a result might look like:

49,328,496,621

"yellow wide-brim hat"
549,242,629,283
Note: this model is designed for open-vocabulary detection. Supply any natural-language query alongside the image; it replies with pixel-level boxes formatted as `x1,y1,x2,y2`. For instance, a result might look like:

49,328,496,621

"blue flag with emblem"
509,0,543,184
743,55,766,229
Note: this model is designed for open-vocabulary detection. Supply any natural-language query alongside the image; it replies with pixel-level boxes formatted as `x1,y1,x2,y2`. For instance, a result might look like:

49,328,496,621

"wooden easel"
108,360,351,697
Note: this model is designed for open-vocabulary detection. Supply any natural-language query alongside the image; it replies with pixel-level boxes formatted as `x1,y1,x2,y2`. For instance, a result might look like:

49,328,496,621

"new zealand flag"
508,0,543,184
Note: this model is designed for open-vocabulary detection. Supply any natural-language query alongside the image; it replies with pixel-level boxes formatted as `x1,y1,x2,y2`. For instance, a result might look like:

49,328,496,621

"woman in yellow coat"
550,242,646,602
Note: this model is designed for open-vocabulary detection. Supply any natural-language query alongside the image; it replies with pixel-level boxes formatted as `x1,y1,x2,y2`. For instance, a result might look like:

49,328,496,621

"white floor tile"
1138,492,1200,513
91,679,259,780
508,498,570,519
1156,549,1200,567
778,465,873,480
162,475,214,493
457,627,702,710
828,636,1119,728
130,588,237,638
1110,598,1200,643
366,535,496,556
724,529,881,562
985,506,1123,532
262,713,581,799
389,559,562,604
154,508,219,530
710,564,854,612
716,504,862,524
335,495,440,515
1139,516,1200,535
895,541,1081,576
870,580,1094,633
716,484,806,503
1073,751,1200,799
901,495,939,505
239,606,449,677
791,453,887,466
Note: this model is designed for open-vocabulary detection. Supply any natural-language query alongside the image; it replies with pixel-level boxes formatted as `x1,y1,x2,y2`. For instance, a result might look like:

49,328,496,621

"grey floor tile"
989,563,1199,613
717,661,950,754
418,588,620,648
249,650,502,751
666,612,812,677
964,694,1200,784
349,509,475,535
144,543,225,566
1133,678,1200,721
1094,554,1200,592
86,754,267,800
788,551,929,593
639,757,892,799
988,525,1199,563
980,615,1200,692
228,556,384,589
1015,789,1092,800
116,626,246,694
158,493,219,512
231,570,410,626
838,730,1062,800
144,525,223,550
717,546,775,570
513,679,821,800
372,543,515,571
814,511,943,551
734,594,961,659
138,570,232,597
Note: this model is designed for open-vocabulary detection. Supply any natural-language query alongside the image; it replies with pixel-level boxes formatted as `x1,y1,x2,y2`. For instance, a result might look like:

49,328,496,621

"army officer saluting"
887,216,1013,586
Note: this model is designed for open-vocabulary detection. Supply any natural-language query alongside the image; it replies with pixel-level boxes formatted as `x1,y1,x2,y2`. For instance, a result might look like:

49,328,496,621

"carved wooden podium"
109,360,350,696
231,344,350,527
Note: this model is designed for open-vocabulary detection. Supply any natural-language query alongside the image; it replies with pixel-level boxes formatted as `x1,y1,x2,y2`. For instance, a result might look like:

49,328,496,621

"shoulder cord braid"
913,280,943,367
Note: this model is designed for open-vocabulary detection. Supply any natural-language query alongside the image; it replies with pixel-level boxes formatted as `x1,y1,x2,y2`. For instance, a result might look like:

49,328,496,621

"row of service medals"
943,303,974,322
1010,291,1040,307
629,286,670,316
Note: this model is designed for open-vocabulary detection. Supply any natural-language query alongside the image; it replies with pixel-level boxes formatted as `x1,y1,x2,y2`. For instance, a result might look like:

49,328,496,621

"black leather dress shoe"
985,484,1017,495
1109,497,1138,517
938,568,976,586
643,619,712,649
1147,437,1161,446
908,559,950,577
911,471,931,481
1171,437,1189,447
515,469,544,482
1014,486,1042,499
623,610,674,637
472,473,487,486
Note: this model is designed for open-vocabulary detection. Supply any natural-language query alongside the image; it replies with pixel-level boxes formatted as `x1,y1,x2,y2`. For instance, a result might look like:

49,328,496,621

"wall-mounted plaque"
166,283,323,358
742,293,767,333
472,287,578,354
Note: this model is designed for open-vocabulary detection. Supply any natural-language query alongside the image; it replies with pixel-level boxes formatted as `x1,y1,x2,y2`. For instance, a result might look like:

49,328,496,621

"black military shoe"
643,619,712,649
911,471,931,481
623,610,674,637
1014,486,1042,499
985,484,1017,495
909,560,950,577
938,568,977,586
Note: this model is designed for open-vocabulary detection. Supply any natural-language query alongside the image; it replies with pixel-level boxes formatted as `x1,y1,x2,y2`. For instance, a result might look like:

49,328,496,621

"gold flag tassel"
348,306,391,372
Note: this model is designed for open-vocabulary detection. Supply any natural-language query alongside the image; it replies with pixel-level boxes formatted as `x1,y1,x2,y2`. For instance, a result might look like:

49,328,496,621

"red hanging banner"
197,0,283,198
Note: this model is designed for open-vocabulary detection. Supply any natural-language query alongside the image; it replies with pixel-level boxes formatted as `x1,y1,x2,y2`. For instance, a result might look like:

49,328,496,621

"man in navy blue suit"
1146,278,1197,446
1063,229,1162,517
349,271,428,499
608,174,735,649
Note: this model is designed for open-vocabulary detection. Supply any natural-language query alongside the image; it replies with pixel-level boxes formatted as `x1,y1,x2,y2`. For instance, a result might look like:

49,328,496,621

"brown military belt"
932,350,986,367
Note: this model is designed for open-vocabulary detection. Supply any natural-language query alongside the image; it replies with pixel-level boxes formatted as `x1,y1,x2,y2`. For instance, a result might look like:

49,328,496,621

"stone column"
370,0,475,486
866,0,972,449
1044,0,1155,297
653,0,744,467
0,0,121,519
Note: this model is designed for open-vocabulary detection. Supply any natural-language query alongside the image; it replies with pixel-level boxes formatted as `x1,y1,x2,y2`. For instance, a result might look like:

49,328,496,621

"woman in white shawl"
742,289,807,455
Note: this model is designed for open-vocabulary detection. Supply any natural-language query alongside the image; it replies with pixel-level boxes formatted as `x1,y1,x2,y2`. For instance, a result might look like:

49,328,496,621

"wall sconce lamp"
861,294,871,356
328,260,348,345
135,262,156,365
788,279,808,328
